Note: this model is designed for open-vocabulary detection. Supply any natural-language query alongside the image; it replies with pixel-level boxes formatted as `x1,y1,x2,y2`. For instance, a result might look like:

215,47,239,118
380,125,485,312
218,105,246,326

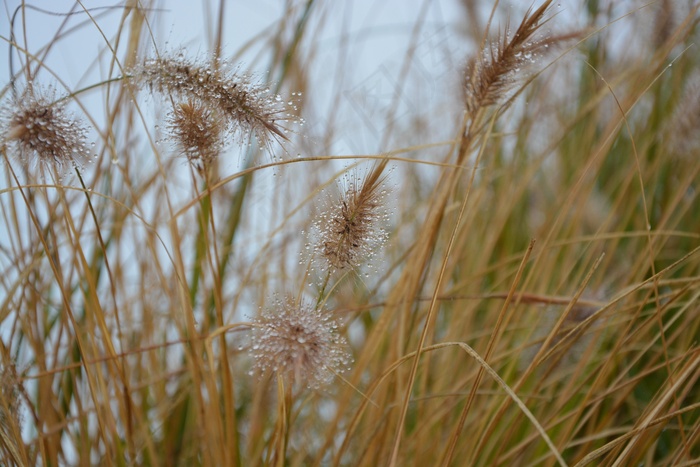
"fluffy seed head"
129,54,296,150
1,86,90,167
315,167,389,271
250,297,352,389
463,1,570,114
166,100,225,170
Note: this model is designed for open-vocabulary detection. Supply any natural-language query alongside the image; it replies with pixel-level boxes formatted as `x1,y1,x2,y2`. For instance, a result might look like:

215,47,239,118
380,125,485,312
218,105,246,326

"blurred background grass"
1,1,699,465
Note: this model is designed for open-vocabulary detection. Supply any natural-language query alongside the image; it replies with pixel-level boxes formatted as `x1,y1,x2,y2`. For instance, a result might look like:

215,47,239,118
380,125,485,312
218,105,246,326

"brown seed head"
464,1,571,114
316,167,389,271
130,54,296,149
2,86,90,166
167,100,225,170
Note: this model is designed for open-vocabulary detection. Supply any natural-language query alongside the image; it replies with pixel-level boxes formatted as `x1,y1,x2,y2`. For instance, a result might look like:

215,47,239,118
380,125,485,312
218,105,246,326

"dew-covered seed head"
313,167,390,272
128,53,298,153
250,297,352,389
166,100,225,170
1,86,90,167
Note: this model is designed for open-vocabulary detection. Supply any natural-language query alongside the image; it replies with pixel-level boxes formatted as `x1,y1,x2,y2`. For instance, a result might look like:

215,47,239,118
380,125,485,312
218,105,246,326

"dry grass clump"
1,1,699,466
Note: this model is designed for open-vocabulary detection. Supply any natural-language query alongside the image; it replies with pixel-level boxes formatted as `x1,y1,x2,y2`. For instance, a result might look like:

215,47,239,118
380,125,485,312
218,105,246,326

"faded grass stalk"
391,1,570,464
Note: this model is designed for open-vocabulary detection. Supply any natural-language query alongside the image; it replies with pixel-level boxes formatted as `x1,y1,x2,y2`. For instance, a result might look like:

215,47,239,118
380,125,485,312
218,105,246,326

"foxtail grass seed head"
129,53,298,151
166,100,225,170
1,86,90,167
250,297,352,389
314,169,390,272
464,1,559,114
